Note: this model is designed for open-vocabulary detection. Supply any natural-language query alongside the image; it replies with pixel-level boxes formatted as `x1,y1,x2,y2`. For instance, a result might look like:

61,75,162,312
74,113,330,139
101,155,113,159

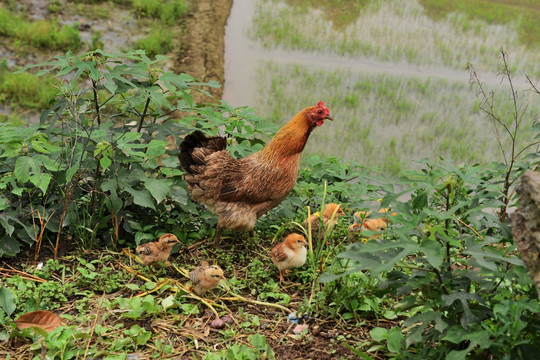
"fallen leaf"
16,310,63,333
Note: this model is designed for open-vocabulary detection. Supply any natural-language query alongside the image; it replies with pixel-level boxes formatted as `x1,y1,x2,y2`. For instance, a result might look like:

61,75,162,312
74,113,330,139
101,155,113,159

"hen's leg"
212,225,223,246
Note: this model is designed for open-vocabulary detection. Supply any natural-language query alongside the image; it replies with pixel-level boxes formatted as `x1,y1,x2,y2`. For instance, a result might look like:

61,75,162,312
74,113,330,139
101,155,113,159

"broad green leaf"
0,286,16,316
442,292,482,328
369,327,387,342
0,236,21,257
387,326,403,353
161,295,175,311
100,156,112,171
146,140,168,158
14,156,33,184
66,161,80,182
144,178,172,204
131,189,155,210
169,185,188,205
421,239,444,269
0,196,8,212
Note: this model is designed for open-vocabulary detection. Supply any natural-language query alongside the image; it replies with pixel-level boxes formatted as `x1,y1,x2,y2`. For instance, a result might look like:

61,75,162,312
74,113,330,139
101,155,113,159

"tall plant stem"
92,79,101,125
137,96,151,132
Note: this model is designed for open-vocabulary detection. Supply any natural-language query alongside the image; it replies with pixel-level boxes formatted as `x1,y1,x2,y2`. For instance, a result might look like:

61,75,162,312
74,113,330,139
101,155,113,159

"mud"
176,0,233,104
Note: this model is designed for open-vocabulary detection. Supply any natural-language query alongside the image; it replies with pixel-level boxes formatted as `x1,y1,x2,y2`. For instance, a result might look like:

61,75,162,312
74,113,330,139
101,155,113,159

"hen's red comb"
317,101,325,107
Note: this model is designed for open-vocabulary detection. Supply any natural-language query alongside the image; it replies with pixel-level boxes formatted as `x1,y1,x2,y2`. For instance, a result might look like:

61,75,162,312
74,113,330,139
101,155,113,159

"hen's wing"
271,243,288,263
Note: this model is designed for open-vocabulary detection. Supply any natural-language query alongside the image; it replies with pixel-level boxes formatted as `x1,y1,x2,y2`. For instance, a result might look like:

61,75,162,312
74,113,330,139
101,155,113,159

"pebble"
293,324,309,335
210,318,225,329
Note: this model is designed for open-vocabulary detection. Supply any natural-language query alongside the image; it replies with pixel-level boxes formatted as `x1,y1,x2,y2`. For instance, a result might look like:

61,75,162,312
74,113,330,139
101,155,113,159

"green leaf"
169,185,188,205
66,161,80,183
442,292,482,328
14,156,33,184
144,178,172,204
369,327,387,342
131,189,155,210
161,295,175,311
421,239,444,269
0,196,8,212
100,156,112,171
387,326,403,353
146,140,168,157
0,286,16,316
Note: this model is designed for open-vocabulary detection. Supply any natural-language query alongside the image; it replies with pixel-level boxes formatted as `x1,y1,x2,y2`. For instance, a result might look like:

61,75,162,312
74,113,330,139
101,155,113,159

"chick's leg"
278,270,284,283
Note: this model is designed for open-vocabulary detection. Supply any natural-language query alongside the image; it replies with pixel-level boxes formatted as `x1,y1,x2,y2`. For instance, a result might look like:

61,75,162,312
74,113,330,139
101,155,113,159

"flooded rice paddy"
222,0,540,174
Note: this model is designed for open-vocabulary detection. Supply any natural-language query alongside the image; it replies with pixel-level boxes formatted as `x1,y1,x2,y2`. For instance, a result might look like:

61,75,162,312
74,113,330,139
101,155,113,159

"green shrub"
0,6,80,51
0,61,58,109
134,27,173,58
133,0,188,25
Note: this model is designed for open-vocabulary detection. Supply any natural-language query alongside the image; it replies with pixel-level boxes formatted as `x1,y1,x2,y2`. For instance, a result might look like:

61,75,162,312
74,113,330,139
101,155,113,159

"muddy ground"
176,0,233,104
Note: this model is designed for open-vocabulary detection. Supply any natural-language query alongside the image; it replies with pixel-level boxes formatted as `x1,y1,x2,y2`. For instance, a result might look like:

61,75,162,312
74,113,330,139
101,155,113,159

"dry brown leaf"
16,310,63,333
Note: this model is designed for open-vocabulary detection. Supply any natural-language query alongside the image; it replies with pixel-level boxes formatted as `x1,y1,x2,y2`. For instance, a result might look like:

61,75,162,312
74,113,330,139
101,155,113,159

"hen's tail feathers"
179,130,227,175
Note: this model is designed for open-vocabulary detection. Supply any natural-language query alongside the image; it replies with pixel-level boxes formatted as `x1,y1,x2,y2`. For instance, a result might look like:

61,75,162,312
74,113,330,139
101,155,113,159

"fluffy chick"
136,233,180,266
189,261,226,296
348,209,396,241
303,203,345,240
271,233,308,282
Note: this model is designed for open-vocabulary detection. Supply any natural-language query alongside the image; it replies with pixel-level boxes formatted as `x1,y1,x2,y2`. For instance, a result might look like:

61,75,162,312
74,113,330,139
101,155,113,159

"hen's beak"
325,114,333,121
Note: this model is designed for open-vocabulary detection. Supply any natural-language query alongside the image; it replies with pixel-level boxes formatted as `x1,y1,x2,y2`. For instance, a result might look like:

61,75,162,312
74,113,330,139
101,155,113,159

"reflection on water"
282,0,369,30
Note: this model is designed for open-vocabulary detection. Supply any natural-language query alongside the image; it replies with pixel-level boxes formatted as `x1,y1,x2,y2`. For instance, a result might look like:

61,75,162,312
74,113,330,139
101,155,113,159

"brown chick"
271,233,308,283
135,233,180,266
303,203,345,240
189,261,226,296
179,102,333,246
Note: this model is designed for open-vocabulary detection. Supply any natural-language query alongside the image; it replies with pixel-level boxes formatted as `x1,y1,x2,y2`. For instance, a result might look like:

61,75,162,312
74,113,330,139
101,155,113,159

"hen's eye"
317,110,323,115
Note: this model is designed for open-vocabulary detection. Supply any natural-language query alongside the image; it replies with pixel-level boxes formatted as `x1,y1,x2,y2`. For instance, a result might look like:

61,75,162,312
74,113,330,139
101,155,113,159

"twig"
83,292,106,360
0,266,47,283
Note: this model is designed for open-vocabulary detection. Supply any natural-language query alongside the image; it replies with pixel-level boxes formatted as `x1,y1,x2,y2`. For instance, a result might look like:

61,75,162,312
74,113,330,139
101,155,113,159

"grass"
0,232,368,359
133,0,188,25
0,6,80,51
250,0,540,77
255,62,538,176
0,62,58,111
134,27,174,58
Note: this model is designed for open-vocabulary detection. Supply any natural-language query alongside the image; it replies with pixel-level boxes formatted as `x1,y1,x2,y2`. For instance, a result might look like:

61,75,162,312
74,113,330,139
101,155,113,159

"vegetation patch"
0,61,58,110
0,48,538,359
134,27,174,58
133,0,189,25
0,6,80,51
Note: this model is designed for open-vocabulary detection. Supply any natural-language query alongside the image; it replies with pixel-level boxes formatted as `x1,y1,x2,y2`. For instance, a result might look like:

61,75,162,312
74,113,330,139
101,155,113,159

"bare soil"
176,0,233,104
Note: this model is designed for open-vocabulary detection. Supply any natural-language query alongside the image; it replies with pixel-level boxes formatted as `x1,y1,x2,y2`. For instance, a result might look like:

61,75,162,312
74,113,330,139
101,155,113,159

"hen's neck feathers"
259,109,313,159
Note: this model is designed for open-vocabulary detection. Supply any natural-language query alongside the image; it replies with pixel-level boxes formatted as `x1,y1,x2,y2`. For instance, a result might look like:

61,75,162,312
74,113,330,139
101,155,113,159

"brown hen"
179,102,333,245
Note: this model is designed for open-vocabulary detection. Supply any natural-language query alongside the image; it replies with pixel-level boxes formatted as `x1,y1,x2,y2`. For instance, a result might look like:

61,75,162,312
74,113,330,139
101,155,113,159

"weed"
134,27,174,58
0,6,80,51
133,0,188,25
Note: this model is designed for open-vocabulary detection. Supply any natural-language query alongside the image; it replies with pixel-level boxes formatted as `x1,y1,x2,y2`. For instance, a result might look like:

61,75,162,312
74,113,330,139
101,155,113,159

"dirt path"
176,0,233,104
